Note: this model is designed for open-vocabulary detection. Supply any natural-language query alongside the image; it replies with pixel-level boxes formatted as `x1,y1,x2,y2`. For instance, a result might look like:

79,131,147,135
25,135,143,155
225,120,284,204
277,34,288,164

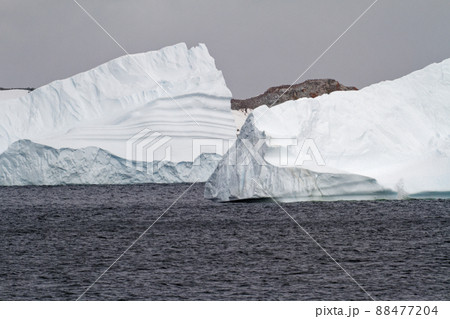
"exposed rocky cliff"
231,79,357,110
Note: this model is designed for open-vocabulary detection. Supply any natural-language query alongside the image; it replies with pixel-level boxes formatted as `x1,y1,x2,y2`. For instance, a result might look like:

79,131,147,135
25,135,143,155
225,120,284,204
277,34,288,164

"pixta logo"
126,129,172,172
225,137,326,167
125,129,326,172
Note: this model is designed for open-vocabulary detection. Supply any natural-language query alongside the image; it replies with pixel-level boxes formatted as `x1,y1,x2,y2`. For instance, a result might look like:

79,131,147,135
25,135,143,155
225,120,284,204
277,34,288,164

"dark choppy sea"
0,183,449,300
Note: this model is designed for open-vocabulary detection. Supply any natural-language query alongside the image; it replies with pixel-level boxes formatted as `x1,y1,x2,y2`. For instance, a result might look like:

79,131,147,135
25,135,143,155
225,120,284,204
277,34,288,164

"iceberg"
0,140,221,185
0,43,236,185
205,59,450,201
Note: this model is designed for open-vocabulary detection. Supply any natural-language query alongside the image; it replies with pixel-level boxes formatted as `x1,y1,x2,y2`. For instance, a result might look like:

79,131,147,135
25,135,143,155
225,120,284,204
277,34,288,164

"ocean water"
0,183,448,300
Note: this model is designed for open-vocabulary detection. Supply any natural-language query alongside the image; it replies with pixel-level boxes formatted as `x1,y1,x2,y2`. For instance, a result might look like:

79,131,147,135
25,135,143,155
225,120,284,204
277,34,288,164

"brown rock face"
231,79,357,110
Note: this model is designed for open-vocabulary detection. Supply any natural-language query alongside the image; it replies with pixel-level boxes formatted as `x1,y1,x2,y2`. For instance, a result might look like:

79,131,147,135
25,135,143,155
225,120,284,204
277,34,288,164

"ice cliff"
0,140,221,185
205,59,450,201
0,43,236,185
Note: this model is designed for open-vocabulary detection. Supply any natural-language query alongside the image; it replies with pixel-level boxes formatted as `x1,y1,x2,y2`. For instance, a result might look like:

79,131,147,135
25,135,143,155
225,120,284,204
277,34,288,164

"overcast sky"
1,0,450,98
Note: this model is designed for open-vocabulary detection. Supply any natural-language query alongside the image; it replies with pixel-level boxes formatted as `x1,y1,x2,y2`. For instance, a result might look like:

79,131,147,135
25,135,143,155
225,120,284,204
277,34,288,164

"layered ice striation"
206,59,450,201
0,43,236,185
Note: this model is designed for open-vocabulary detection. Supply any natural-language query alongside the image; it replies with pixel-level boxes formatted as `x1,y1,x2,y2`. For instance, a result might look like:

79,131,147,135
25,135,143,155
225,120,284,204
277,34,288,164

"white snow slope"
0,43,236,185
206,58,450,201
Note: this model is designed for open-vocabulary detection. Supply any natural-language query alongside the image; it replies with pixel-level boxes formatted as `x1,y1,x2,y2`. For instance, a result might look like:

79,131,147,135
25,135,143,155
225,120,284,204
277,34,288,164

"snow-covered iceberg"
205,58,450,201
0,43,236,185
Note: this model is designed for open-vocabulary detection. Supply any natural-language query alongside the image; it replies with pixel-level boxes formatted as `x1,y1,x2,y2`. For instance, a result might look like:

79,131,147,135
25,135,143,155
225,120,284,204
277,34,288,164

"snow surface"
231,109,252,132
0,43,236,185
206,58,450,201
0,89,29,101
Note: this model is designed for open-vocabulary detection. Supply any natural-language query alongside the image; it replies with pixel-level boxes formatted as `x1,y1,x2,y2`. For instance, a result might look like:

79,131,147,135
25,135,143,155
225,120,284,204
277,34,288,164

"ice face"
0,43,237,185
0,43,236,162
0,140,223,185
205,58,450,201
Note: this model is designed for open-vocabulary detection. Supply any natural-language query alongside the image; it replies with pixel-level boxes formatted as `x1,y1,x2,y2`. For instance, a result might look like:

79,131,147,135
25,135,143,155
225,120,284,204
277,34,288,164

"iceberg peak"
206,58,450,201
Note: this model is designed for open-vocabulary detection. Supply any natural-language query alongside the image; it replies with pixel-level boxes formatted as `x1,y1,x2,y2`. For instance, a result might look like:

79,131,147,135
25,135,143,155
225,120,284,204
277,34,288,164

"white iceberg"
205,58,450,201
0,43,236,185
0,140,222,185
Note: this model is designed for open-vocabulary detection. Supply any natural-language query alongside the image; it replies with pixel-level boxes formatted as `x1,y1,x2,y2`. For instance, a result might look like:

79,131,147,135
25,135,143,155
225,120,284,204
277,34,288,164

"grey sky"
1,0,450,98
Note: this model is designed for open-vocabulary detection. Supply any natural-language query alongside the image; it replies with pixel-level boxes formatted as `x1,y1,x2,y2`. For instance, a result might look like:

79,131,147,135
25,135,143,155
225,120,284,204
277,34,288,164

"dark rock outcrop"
231,79,357,110
0,87,34,91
